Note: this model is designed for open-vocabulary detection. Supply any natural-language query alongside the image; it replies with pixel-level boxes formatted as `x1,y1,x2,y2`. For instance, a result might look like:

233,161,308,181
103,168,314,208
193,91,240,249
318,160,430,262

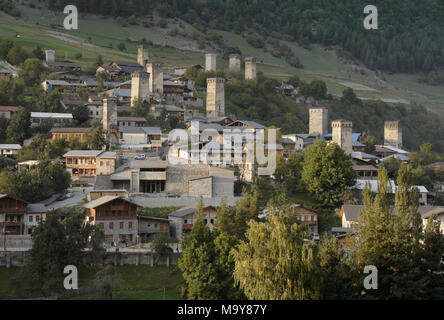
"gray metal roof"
27,203,47,213
84,196,139,209
64,150,103,157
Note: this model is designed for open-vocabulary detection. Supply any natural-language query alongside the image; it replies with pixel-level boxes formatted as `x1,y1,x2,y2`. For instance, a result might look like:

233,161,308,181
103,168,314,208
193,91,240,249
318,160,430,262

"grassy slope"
1,4,444,116
0,265,182,300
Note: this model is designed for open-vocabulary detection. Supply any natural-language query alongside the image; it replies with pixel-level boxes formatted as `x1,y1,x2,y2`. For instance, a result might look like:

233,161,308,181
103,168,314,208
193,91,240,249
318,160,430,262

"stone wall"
165,163,209,195
188,176,213,198
0,250,180,268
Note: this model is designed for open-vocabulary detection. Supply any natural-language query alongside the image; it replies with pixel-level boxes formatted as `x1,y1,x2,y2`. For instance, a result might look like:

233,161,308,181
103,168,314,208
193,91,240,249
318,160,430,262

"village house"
118,127,162,148
150,104,185,121
352,179,429,205
30,112,74,128
138,216,170,243
50,127,93,143
117,117,147,128
0,106,19,119
290,204,319,234
64,150,117,179
168,205,217,241
83,196,140,246
340,204,444,233
0,69,14,81
0,144,21,158
0,194,47,236
41,80,84,93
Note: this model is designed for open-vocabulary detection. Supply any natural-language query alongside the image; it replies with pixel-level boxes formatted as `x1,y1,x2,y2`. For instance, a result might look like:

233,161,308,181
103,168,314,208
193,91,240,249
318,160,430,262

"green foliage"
6,107,30,144
0,160,70,202
178,201,242,299
232,207,322,300
17,209,104,294
302,140,357,208
151,232,176,265
86,125,106,150
19,58,47,86
354,165,444,299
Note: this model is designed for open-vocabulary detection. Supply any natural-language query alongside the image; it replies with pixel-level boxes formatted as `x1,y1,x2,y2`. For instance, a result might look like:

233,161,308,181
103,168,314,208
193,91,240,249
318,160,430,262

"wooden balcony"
182,224,194,231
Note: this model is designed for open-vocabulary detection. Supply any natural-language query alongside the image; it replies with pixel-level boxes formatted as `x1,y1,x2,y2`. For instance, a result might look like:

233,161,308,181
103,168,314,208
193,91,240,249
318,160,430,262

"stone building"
229,54,241,74
245,57,257,80
147,63,163,94
102,98,117,132
168,205,218,241
206,77,225,118
84,196,140,246
0,194,47,236
45,49,55,64
64,150,117,179
131,72,150,107
384,121,402,148
137,44,149,67
332,120,353,155
309,107,328,137
205,53,217,72
138,216,170,242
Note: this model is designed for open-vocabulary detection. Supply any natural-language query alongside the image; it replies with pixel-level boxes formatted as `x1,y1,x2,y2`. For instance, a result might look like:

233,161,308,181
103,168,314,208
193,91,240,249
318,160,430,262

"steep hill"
0,1,443,151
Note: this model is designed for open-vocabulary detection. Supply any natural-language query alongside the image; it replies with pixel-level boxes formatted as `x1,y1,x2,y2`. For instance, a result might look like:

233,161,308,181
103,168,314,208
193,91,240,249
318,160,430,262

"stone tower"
206,78,225,118
205,53,217,72
102,98,117,132
45,50,55,63
245,57,257,80
229,54,241,74
332,120,353,155
309,107,328,137
384,121,402,148
137,44,149,67
131,72,150,107
147,63,164,95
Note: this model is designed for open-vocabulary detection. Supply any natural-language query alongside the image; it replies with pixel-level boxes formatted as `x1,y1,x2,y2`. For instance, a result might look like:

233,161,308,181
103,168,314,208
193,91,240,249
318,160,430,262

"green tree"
152,232,176,265
302,140,357,208
21,209,104,294
178,199,242,299
6,107,30,144
232,206,322,299
86,125,106,150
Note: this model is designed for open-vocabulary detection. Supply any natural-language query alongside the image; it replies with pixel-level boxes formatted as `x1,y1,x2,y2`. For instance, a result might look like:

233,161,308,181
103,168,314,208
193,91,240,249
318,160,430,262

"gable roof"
83,196,139,209
169,205,216,218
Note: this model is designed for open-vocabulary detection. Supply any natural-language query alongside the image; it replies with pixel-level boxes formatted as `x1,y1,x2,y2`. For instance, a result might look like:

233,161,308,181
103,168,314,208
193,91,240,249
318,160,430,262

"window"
129,222,133,229
120,222,124,229
210,219,214,225
184,219,188,224
29,216,33,222
155,224,158,228
204,219,207,225
109,222,114,229
99,223,104,229
36,216,40,222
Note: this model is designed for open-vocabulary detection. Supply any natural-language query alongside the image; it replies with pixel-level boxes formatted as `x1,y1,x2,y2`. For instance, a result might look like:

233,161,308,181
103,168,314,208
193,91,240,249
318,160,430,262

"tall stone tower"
147,63,164,94
102,98,117,132
137,44,149,67
245,57,257,80
131,72,150,107
384,121,402,148
206,78,225,118
332,120,353,155
229,54,241,74
309,107,328,137
205,53,217,72
45,50,55,63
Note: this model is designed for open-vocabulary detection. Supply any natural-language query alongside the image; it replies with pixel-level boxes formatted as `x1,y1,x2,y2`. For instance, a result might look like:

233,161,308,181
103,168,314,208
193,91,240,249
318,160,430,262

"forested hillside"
42,0,444,74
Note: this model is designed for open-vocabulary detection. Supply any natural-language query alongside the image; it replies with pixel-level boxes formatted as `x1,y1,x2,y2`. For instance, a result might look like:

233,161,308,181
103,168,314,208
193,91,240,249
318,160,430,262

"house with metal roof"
168,205,218,241
83,196,140,246
0,144,21,158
